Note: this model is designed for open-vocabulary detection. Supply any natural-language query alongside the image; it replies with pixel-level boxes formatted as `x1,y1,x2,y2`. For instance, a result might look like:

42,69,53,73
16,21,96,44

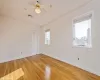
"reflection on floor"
0,54,99,80
45,65,51,80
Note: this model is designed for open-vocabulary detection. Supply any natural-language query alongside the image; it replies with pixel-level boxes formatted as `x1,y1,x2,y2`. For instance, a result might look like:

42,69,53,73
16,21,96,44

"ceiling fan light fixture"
35,7,41,14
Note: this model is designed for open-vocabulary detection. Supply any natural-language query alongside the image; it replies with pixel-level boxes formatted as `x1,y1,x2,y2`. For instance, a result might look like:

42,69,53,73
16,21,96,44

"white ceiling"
0,0,90,26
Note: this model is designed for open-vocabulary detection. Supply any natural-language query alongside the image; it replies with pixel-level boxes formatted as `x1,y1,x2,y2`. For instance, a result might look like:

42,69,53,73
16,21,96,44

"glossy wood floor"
0,54,99,80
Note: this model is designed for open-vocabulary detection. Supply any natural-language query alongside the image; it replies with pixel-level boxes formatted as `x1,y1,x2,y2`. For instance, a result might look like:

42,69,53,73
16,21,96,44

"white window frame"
45,29,50,45
72,12,93,48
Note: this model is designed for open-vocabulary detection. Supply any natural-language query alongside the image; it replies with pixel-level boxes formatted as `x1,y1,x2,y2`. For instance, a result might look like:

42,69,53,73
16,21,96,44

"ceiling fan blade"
41,5,52,11
40,4,52,9
40,5,45,8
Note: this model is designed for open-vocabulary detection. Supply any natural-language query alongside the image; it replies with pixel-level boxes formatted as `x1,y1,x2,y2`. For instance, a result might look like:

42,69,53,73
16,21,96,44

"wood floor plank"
0,54,99,80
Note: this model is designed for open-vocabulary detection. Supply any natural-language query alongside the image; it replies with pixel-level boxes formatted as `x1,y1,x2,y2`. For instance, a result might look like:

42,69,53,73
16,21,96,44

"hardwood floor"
0,54,99,80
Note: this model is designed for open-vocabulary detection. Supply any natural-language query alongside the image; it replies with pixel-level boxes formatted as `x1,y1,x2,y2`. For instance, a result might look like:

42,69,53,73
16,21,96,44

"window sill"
72,45,92,48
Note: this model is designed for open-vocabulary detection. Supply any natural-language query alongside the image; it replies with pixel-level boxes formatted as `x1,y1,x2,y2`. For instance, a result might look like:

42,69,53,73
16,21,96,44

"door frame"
32,30,39,54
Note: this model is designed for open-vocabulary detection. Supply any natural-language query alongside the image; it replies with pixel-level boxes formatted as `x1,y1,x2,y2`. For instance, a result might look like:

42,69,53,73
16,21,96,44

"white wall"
0,16,40,63
40,0,100,75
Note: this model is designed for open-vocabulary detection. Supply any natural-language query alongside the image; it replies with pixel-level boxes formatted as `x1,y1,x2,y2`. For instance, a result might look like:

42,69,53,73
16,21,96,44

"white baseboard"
0,54,36,63
42,53,100,76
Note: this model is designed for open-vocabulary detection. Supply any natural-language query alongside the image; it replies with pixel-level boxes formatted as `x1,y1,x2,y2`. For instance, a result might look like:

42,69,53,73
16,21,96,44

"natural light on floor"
0,68,24,80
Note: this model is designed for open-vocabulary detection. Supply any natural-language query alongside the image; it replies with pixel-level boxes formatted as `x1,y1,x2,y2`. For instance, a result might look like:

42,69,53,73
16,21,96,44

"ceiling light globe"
35,7,41,14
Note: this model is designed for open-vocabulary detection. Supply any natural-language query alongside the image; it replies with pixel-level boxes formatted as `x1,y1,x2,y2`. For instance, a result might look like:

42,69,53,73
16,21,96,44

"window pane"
45,30,50,45
73,14,92,48
75,19,91,39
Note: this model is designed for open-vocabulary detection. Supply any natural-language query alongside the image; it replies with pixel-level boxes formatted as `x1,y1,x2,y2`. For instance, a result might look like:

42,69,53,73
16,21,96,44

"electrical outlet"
78,58,79,60
21,52,22,54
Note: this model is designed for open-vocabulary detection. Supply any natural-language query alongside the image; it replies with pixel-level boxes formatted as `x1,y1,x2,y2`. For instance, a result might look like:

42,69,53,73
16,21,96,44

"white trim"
73,11,94,22
72,11,93,48
32,30,39,54
43,53,100,76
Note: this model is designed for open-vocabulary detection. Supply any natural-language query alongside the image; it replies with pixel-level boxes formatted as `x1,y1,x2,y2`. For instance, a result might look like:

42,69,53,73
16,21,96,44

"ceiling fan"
29,0,52,14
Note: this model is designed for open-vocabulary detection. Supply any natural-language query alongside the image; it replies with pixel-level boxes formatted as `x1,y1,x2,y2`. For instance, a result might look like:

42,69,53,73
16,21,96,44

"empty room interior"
0,0,100,80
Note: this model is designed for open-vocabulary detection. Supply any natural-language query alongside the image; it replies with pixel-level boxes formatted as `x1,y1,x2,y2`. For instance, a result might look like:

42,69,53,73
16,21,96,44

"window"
45,29,50,45
73,13,92,48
